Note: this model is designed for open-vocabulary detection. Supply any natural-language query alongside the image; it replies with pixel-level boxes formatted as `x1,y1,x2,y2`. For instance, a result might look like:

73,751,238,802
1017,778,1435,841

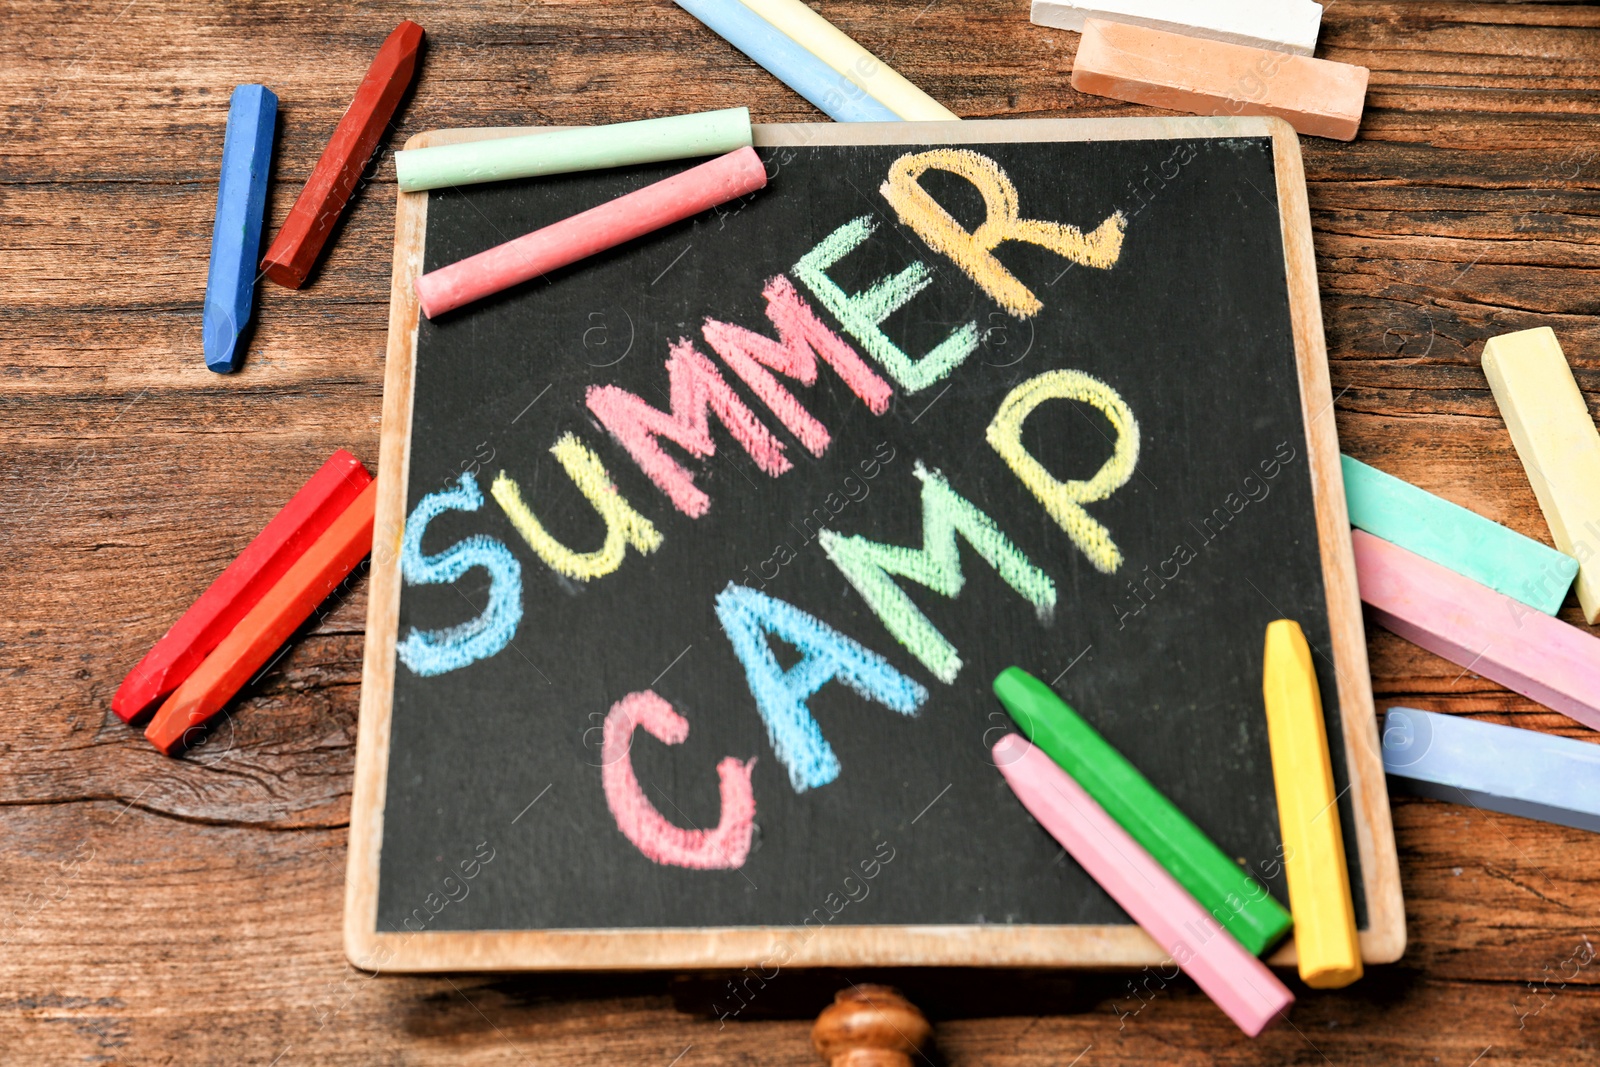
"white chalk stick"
1031,0,1323,56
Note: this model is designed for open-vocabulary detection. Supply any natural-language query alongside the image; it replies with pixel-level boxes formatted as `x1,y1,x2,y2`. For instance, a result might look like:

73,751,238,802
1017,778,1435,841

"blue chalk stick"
1383,707,1600,834
673,0,900,123
204,84,278,373
1342,454,1578,615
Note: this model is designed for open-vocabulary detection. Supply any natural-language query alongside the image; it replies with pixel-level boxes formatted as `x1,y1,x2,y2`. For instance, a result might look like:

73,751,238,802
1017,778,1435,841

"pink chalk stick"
415,146,769,318
992,734,1295,1037
1353,529,1600,731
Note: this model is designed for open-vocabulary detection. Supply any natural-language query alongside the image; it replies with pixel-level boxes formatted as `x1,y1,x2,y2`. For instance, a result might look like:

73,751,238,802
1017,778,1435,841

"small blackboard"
348,118,1403,973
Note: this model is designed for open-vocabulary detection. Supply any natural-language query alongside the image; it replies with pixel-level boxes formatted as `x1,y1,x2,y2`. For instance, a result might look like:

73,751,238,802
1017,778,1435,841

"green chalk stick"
993,667,1293,957
394,107,755,192
1341,454,1578,616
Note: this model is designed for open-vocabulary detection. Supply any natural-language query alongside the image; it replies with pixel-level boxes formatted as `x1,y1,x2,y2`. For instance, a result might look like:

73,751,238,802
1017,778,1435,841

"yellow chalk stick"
1482,327,1600,623
737,0,959,121
1262,619,1362,989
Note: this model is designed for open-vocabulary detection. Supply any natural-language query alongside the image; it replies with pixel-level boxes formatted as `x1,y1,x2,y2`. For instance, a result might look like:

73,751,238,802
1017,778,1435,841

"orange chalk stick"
112,450,371,723
144,480,377,755
1071,18,1369,141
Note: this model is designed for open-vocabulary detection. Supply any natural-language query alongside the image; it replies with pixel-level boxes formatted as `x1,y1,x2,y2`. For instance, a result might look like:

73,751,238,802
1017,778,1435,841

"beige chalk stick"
1482,327,1600,623
1070,18,1369,141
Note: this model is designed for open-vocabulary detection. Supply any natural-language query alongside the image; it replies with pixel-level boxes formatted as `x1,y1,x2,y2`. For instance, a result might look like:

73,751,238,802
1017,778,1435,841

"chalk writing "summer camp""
398,149,1147,869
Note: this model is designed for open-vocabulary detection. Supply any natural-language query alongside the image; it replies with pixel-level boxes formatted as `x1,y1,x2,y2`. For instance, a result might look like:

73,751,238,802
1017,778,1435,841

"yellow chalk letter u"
492,433,663,582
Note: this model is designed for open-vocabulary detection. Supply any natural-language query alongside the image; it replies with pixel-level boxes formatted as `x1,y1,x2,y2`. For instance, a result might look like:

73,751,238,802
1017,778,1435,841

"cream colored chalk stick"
738,0,958,121
1033,0,1323,56
1070,19,1368,142
1483,327,1600,623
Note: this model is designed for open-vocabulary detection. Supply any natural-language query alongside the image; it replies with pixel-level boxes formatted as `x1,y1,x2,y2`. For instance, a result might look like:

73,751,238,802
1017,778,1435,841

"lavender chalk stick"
1383,707,1600,833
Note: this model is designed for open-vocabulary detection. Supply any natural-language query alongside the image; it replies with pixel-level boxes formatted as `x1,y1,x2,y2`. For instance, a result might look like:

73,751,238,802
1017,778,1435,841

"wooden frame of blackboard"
347,116,1405,974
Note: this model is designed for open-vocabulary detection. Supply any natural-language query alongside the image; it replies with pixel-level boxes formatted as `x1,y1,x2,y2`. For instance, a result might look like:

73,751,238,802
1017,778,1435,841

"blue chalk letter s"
397,473,523,676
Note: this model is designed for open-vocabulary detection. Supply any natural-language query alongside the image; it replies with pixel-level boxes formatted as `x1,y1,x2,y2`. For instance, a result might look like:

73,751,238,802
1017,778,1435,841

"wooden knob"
811,985,932,1067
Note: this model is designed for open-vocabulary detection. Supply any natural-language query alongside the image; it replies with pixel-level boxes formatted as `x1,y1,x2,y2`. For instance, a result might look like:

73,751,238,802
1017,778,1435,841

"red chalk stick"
112,451,372,723
260,20,425,288
144,480,377,755
414,146,769,318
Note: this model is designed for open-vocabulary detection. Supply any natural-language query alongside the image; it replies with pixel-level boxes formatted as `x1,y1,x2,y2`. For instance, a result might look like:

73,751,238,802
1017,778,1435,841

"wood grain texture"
3,0,1598,1061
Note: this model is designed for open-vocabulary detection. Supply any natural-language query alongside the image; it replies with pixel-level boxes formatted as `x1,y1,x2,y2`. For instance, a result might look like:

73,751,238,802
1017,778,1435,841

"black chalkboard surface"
348,118,1403,973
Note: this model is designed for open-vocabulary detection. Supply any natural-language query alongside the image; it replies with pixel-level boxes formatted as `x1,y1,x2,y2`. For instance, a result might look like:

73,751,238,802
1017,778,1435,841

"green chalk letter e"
793,215,979,393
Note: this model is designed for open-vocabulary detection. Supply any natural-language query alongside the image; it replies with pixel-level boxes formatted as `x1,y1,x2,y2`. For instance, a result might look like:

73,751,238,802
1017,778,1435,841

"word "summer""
398,149,1142,869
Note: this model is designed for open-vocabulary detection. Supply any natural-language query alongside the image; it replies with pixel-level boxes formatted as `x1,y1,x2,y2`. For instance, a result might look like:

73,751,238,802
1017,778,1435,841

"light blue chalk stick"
204,84,278,373
673,0,900,123
1383,707,1600,834
1342,454,1578,615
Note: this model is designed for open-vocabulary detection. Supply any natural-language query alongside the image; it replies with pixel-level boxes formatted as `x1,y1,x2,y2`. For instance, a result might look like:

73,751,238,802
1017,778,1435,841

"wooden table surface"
4,1,1598,1063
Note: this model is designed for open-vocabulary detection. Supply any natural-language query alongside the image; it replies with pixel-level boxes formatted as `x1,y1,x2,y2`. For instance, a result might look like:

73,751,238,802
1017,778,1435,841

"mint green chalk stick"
1342,454,1578,615
395,107,754,192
